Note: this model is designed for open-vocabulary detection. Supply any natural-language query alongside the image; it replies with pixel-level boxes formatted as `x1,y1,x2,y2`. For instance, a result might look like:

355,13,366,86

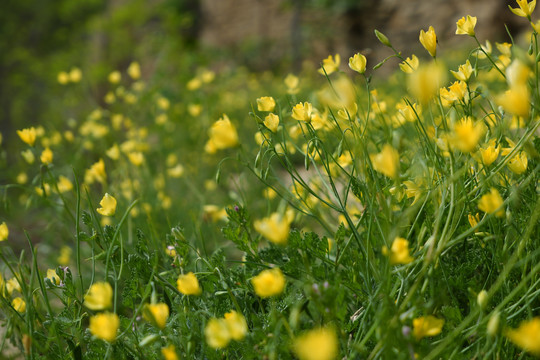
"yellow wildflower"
403,179,424,205
57,71,69,84
96,193,117,216
506,317,540,355
508,0,536,18
419,26,437,57
497,84,530,117
127,151,144,166
161,345,179,360
455,15,477,36
369,144,399,179
285,74,300,94
478,188,504,218
85,159,107,185
257,96,276,112
474,40,492,59
201,69,215,83
188,103,202,117
108,71,121,84
348,53,367,73
413,315,444,340
157,96,170,110
186,77,202,91
69,67,82,83
7,277,21,295
399,55,419,73
177,272,202,295
57,175,73,193
507,151,528,174
167,164,185,178
468,213,480,227
46,269,60,285
89,313,119,342
206,114,239,152
0,222,8,241
319,54,340,75
127,62,141,80
205,318,231,349
12,297,26,313
408,62,446,104
40,147,53,164
382,237,414,265
251,268,286,298
17,127,37,146
450,60,473,81
452,117,485,153
478,139,500,166
224,310,248,340
293,327,338,360
292,102,313,122
253,212,292,245
143,303,169,329
84,282,113,310
264,113,280,133
57,246,72,265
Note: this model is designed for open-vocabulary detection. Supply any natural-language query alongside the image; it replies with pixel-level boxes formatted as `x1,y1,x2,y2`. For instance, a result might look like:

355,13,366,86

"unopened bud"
487,311,500,336
374,30,392,47
477,290,488,309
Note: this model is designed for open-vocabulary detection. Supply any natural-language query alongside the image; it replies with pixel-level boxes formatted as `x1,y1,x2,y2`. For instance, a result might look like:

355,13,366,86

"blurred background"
0,0,524,140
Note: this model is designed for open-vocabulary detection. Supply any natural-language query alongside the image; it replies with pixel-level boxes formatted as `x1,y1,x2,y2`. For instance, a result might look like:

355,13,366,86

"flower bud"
374,30,392,47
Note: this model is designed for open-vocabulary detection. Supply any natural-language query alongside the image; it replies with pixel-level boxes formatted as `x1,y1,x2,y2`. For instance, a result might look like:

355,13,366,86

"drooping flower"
293,327,338,360
478,188,504,218
382,237,414,265
177,272,202,295
251,268,286,298
506,317,540,355
89,313,119,342
0,222,8,241
224,311,248,341
17,127,37,146
455,15,477,36
508,0,536,18
205,318,231,349
369,144,399,179
419,26,437,57
253,212,292,245
348,53,367,74
292,102,313,122
143,303,169,329
318,54,340,75
96,193,117,216
84,282,113,310
264,113,280,133
257,97,276,112
413,315,444,340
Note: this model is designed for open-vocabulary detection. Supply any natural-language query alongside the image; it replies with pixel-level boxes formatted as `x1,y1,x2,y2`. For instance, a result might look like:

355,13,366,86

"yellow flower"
408,62,446,104
419,26,437,57
89,313,119,342
206,114,239,152
251,268,286,298
108,71,121,84
254,212,292,245
167,164,185,178
403,179,423,205
58,71,69,84
143,303,169,329
85,159,107,185
96,193,117,216
468,213,480,227
455,15,477,36
257,96,276,112
498,84,530,117
205,318,231,349
161,345,179,360
474,40,492,59
46,269,60,285
40,147,53,164
285,74,300,94
293,327,338,360
0,222,8,241
12,297,26,313
450,60,473,81
57,246,72,265
157,96,170,110
69,67,82,83
7,277,21,295
399,55,419,73
127,151,145,166
186,77,202,91
264,113,280,133
509,0,536,18
318,54,340,75
382,237,414,265
451,117,485,153
224,310,248,340
369,144,399,179
177,272,202,295
17,127,37,146
127,62,141,80
348,53,367,73
478,139,500,166
478,188,504,218
292,102,313,122
84,282,113,310
507,151,528,174
58,175,74,193
506,317,540,355
413,315,444,340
